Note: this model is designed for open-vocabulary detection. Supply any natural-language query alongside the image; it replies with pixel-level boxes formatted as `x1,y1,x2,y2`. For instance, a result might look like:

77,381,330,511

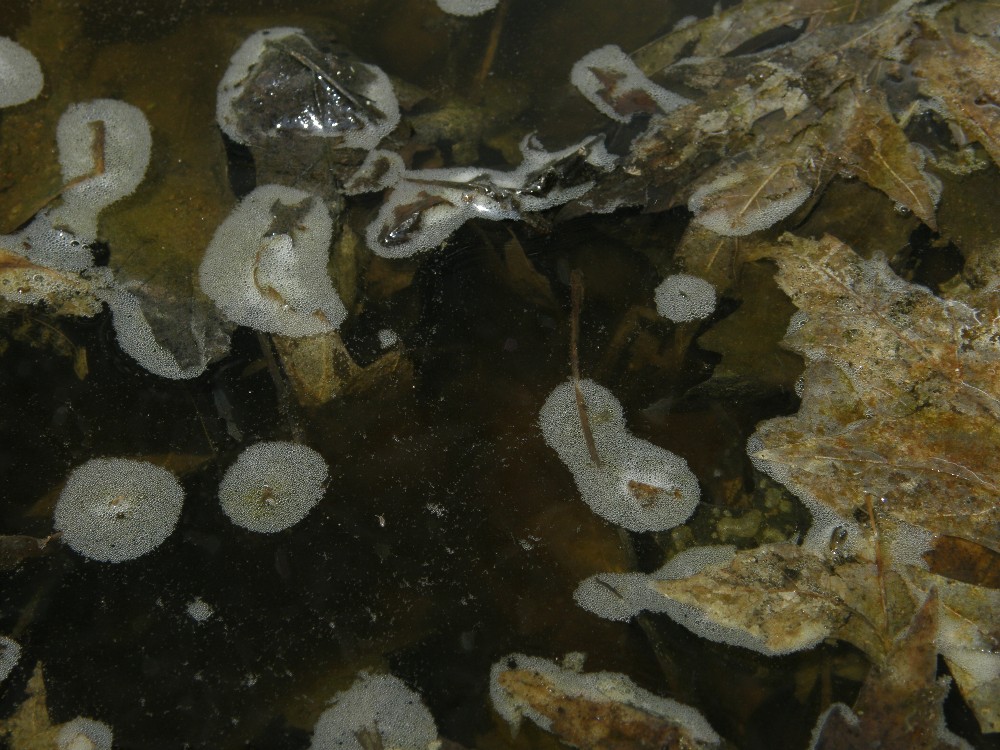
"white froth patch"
0,636,20,684
219,441,329,533
309,672,437,750
54,458,185,563
367,135,617,258
343,149,405,195
99,285,217,380
217,27,399,151
377,328,399,349
199,184,347,337
186,597,215,622
216,27,302,144
571,44,691,123
655,273,716,322
539,378,700,532
56,717,113,750
689,168,811,237
49,99,153,242
490,653,720,746
0,37,44,108
436,0,499,16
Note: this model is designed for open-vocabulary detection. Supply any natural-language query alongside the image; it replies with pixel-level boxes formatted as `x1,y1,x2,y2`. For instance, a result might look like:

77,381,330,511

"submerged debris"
490,653,721,749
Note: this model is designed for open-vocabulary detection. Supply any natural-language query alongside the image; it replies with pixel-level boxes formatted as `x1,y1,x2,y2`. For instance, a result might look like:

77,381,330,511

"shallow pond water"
1,1,996,749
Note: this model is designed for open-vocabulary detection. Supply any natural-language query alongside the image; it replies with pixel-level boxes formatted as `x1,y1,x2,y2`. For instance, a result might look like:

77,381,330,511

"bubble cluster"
689,168,811,237
655,273,717,323
367,135,617,258
0,37,43,108
0,636,20,684
435,0,499,16
574,546,736,623
199,184,348,337
53,458,185,563
539,379,700,531
217,28,399,151
490,653,720,746
49,99,153,242
218,441,329,533
186,597,214,623
309,672,437,750
571,45,691,123
56,717,113,750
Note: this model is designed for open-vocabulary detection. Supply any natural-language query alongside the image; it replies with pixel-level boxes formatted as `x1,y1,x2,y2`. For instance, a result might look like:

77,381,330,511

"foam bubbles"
490,653,720,746
309,672,437,750
49,99,153,242
655,273,716,323
219,441,329,533
186,597,214,623
217,28,399,151
56,717,113,750
539,379,700,531
367,135,617,257
436,0,499,15
54,458,185,563
199,184,348,337
571,45,691,123
0,37,44,108
689,167,810,237
0,636,20,684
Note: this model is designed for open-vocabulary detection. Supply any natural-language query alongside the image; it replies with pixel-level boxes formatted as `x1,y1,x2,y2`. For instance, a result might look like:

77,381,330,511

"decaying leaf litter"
0,0,998,747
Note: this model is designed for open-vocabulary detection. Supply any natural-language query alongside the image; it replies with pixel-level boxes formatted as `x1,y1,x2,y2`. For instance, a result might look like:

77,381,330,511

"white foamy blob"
0,37,44,108
367,135,617,258
217,28,399,151
490,653,720,746
343,149,405,195
571,44,690,123
199,184,347,337
310,672,437,750
186,597,214,622
219,441,329,533
0,636,20,684
655,273,716,322
377,328,399,349
436,0,499,16
539,378,700,531
49,99,153,242
54,458,184,563
56,717,113,750
689,169,811,237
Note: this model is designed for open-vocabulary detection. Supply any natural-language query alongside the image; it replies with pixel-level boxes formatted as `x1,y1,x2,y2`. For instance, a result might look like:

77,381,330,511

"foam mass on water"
539,379,700,532
49,99,153,243
56,717,114,750
0,37,44,108
218,441,329,533
216,27,399,151
435,0,499,16
654,273,717,323
309,672,437,750
199,184,347,337
570,44,691,123
53,458,184,563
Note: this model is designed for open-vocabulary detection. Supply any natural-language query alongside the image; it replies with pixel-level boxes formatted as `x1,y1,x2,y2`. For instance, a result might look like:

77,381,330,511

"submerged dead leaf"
0,248,103,318
0,663,60,750
0,534,59,572
749,234,1000,551
811,589,968,750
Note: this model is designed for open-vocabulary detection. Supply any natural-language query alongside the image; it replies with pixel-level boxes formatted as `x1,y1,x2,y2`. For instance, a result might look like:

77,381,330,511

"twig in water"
570,269,601,466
